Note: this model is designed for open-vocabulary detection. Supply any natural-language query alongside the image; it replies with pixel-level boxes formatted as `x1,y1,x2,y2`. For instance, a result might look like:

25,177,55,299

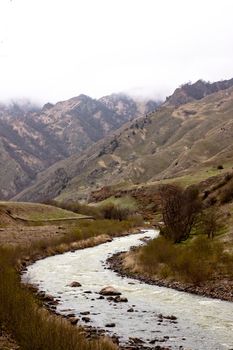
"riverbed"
23,229,233,350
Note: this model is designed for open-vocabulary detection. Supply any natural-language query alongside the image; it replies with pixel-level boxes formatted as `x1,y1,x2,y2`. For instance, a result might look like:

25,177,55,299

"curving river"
23,229,233,350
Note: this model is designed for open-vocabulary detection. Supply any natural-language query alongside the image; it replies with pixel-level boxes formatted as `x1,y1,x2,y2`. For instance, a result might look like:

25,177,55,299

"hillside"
0,94,158,199
14,78,233,202
165,78,233,106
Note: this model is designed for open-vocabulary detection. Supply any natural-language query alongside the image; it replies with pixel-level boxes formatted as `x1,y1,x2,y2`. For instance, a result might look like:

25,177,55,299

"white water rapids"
23,229,233,349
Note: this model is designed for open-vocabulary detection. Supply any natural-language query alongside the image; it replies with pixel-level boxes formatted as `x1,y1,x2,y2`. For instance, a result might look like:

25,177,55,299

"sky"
0,0,232,104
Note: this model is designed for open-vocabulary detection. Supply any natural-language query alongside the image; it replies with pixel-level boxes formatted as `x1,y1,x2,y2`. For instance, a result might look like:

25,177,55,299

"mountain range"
11,77,233,203
0,93,159,199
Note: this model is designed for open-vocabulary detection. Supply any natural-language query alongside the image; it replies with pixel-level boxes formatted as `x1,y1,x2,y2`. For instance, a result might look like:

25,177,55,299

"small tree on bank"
199,207,223,239
159,184,202,243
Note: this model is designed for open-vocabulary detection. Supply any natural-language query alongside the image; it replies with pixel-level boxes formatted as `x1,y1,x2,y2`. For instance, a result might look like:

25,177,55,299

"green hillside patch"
0,201,87,222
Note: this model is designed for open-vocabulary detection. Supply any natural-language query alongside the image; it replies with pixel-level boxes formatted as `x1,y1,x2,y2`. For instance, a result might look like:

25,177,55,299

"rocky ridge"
0,94,159,199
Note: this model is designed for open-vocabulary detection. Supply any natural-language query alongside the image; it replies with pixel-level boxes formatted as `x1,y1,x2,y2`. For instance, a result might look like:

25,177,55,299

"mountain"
0,94,159,199
14,78,233,203
165,78,233,106
99,93,158,121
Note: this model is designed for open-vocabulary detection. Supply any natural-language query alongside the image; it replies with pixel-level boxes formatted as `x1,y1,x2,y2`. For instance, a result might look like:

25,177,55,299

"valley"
1,78,233,350
1,1,233,349
11,78,233,203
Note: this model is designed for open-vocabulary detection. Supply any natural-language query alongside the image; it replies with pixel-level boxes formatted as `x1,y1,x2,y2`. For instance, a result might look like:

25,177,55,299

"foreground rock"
99,286,121,296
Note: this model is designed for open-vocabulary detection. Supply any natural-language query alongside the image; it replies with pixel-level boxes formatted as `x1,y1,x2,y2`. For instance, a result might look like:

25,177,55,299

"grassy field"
0,201,87,221
142,163,233,188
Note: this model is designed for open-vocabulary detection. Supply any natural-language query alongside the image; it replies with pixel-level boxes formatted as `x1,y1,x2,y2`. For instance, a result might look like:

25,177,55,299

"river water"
23,229,233,350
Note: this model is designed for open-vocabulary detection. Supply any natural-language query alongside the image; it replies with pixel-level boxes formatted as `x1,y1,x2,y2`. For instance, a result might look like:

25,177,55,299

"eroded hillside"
0,94,158,199
14,80,233,202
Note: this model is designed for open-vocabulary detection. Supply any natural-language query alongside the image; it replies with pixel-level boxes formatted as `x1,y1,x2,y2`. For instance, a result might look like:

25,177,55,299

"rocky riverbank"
28,279,176,350
107,251,233,302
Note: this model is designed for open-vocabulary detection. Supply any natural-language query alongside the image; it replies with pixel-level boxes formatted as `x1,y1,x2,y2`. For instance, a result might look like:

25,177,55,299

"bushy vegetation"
72,218,143,240
159,184,201,242
198,208,224,239
44,197,139,221
217,164,224,170
100,203,132,221
139,235,233,284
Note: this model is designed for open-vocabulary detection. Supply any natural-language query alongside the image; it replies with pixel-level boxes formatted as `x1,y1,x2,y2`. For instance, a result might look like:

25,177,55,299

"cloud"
0,0,232,103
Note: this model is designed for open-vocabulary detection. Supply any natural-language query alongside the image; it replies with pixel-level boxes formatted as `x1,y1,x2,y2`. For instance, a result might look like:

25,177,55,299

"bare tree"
200,208,223,239
159,184,201,243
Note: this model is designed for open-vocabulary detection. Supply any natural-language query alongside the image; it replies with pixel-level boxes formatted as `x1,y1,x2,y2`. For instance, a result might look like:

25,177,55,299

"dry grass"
0,201,86,221
138,235,233,284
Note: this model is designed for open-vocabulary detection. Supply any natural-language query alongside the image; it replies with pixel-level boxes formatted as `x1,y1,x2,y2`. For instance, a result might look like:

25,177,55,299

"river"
22,229,233,350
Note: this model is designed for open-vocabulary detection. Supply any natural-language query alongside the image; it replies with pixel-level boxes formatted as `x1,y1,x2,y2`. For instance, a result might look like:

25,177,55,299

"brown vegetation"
44,199,139,222
138,235,233,284
159,185,201,242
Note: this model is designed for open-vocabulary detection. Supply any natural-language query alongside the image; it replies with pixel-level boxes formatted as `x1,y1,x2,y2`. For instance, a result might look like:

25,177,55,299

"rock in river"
105,323,116,327
69,281,82,287
99,286,121,296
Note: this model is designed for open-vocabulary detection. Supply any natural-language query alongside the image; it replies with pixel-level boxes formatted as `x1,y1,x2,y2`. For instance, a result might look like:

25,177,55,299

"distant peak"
66,94,93,104
166,77,233,107
77,94,91,99
42,102,54,111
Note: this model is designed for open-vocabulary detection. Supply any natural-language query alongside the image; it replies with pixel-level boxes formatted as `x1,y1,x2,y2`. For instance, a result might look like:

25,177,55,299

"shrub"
159,185,202,243
219,178,233,203
199,208,224,239
217,165,224,170
100,203,132,221
139,235,231,284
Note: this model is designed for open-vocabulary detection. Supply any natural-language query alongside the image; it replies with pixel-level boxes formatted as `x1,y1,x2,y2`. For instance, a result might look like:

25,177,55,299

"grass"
72,218,142,239
138,235,233,284
45,196,140,222
0,201,86,221
0,217,141,350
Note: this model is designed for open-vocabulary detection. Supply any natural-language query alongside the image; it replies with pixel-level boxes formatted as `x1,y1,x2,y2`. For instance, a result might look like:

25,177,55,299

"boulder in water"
69,281,82,287
99,286,121,296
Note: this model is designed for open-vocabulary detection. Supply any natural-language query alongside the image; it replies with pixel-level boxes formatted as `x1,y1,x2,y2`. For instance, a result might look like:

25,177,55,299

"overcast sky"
0,0,232,104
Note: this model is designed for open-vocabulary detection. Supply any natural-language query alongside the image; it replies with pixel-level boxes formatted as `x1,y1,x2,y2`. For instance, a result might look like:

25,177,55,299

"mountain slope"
165,78,233,106
0,94,158,199
14,79,233,202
